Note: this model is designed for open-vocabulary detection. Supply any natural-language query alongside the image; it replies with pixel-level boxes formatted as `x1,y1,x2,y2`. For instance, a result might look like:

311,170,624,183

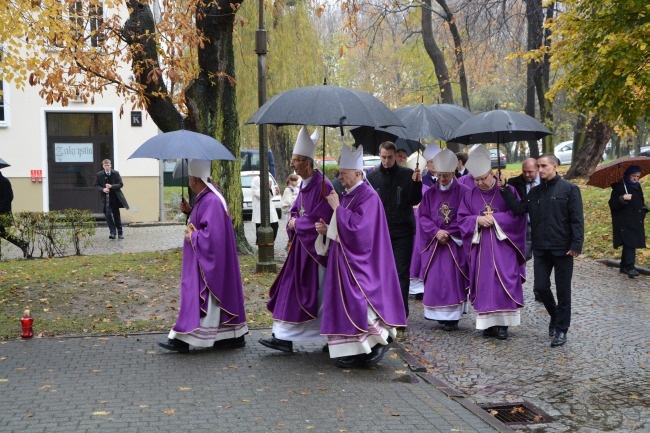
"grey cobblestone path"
402,259,649,432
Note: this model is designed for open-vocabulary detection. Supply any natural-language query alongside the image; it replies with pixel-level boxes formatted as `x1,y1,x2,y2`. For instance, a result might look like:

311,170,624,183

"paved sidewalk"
0,331,505,433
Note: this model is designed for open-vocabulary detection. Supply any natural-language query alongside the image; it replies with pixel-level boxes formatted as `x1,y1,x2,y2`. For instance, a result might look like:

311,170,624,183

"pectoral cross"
440,203,451,224
299,204,305,217
482,204,494,216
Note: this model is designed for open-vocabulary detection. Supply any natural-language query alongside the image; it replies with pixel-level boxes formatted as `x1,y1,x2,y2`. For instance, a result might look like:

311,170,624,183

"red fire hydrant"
20,309,34,339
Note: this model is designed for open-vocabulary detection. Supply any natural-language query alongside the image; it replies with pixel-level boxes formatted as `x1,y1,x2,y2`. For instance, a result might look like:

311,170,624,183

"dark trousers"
533,250,573,333
104,198,122,236
390,234,414,318
620,245,636,271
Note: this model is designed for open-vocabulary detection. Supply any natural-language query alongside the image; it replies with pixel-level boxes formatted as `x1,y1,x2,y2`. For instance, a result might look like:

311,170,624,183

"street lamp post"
255,0,276,273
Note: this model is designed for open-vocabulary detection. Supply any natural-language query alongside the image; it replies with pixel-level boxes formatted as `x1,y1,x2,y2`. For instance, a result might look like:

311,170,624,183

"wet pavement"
1,220,648,432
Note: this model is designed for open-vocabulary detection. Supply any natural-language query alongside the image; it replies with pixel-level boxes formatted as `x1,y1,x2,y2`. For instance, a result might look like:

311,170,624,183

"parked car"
241,171,282,220
489,148,507,168
240,149,276,178
362,155,381,172
630,146,650,157
315,157,337,167
554,140,573,165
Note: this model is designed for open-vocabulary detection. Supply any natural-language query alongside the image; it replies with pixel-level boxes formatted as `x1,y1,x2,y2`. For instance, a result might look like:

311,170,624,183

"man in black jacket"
367,142,422,317
500,154,584,347
94,159,129,239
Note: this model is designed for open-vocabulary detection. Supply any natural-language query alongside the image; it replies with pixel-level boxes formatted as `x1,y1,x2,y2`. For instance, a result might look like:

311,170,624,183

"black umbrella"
448,109,552,174
393,103,472,141
349,125,423,155
245,85,404,129
0,157,10,169
448,110,551,145
246,84,404,195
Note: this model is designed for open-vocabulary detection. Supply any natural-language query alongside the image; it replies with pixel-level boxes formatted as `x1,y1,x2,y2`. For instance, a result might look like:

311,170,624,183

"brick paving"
1,221,648,432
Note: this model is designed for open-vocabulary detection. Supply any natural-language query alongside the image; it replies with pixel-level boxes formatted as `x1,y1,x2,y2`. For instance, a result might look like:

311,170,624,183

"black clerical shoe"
551,331,567,347
118,234,124,240
363,343,391,367
213,335,246,349
335,354,368,368
414,293,424,301
627,269,640,278
258,336,293,353
109,234,116,239
482,326,497,337
158,338,190,353
443,321,459,331
496,326,508,340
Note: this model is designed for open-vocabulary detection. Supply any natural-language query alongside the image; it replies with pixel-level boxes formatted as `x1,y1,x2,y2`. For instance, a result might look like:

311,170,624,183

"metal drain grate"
479,402,554,425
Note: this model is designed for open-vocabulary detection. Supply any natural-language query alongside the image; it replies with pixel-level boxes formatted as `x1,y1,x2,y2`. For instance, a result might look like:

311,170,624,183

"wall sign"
54,143,94,162
131,111,142,127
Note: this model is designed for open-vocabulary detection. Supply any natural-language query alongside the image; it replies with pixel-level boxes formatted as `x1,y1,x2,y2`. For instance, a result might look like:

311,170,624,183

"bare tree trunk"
536,4,554,153
524,0,543,158
270,126,294,186
436,0,469,109
566,115,613,180
422,0,454,104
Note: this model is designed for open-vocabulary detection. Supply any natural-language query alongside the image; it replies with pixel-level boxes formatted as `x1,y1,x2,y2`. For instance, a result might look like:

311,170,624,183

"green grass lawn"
0,169,646,339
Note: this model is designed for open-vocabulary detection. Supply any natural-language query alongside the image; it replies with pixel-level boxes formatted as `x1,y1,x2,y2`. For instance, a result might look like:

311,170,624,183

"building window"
57,1,105,49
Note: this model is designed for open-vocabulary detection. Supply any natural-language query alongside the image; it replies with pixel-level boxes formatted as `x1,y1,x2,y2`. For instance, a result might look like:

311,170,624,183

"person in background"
396,148,409,167
0,169,29,257
260,126,334,353
158,159,248,352
415,149,470,331
367,141,422,318
507,157,540,262
608,165,647,279
455,152,469,178
315,144,406,368
421,143,441,187
252,174,280,243
457,145,527,341
500,153,584,348
281,174,301,251
94,159,129,239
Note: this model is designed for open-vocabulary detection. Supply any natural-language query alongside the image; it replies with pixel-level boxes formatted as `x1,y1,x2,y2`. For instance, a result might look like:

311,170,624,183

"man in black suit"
94,159,129,239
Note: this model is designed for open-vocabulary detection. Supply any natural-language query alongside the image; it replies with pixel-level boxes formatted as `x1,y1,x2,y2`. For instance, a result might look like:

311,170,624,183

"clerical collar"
439,180,453,191
345,179,364,194
300,171,315,188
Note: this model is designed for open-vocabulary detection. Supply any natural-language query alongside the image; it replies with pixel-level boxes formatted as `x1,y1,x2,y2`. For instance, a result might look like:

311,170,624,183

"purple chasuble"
267,170,334,323
173,186,247,333
409,183,431,279
457,183,527,314
321,182,407,336
417,180,470,308
457,173,475,189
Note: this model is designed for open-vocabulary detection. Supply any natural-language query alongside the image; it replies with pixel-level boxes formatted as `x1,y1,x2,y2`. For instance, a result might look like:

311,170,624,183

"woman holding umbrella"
608,165,648,278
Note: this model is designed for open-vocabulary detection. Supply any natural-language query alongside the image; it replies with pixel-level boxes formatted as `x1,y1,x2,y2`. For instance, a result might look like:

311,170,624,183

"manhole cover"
480,402,553,425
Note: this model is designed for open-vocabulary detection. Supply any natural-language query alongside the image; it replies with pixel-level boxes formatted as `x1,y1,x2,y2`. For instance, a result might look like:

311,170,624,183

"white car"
363,155,381,172
241,171,282,220
554,140,574,165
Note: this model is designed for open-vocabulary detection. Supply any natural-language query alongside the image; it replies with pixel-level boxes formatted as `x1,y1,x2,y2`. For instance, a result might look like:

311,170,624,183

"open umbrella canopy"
245,85,403,129
0,157,10,169
393,103,472,141
448,109,551,144
128,130,236,161
586,156,650,188
349,125,423,155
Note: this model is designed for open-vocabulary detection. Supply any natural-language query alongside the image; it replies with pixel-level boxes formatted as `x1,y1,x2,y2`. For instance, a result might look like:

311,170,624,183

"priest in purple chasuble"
457,145,527,340
260,127,334,353
415,149,471,330
315,145,407,368
408,181,431,297
159,160,248,353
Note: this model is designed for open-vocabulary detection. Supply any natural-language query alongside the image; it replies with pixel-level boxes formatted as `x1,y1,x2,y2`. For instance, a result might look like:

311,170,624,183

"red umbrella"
586,156,650,188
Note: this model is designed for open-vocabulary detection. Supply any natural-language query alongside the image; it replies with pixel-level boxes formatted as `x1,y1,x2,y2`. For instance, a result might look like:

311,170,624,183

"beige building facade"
0,81,163,223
